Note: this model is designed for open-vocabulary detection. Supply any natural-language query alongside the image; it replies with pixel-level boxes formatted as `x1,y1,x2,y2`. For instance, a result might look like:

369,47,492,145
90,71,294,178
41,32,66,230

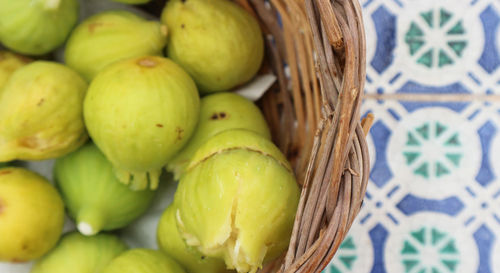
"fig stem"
43,0,62,10
77,209,103,236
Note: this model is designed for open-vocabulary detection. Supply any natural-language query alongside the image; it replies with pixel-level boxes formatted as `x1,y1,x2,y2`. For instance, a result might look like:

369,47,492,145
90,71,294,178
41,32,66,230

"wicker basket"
143,0,370,272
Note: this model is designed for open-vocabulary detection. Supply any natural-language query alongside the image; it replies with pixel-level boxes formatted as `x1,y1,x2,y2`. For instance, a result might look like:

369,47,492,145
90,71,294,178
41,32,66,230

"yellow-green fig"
54,143,156,236
0,0,79,55
0,167,64,262
158,204,230,273
31,232,128,273
65,11,167,81
161,0,264,93
0,51,31,89
168,92,270,179
175,129,300,273
102,249,186,273
111,0,151,4
84,56,200,190
0,61,88,162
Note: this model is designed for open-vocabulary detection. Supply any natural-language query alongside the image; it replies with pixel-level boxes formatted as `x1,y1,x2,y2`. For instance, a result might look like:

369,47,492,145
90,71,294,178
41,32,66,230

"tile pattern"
323,0,500,273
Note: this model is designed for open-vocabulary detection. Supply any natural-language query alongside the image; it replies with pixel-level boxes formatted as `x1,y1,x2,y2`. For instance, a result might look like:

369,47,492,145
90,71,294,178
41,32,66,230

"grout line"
363,93,500,102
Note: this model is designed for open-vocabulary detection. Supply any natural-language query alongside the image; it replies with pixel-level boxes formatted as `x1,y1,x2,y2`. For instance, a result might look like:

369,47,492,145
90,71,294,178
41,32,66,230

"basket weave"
143,0,369,272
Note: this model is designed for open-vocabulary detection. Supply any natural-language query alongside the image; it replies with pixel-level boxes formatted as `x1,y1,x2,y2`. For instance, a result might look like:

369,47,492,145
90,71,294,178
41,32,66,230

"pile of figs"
0,0,299,273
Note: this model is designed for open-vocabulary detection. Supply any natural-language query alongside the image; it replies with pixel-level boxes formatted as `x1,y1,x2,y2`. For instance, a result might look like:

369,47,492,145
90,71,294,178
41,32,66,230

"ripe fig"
31,232,128,273
54,143,156,236
168,92,270,179
175,130,299,273
102,249,186,273
161,0,264,93
0,0,79,55
84,56,200,190
0,167,64,262
65,11,167,81
0,61,88,162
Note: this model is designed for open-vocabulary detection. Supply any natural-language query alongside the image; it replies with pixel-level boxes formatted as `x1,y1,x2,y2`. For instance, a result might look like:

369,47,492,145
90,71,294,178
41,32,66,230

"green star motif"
405,8,467,68
402,121,462,179
401,227,460,273
322,236,358,273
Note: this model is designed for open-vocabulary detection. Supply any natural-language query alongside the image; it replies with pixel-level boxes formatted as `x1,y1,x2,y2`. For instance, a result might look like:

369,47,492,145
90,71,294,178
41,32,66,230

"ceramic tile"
363,0,500,96
324,99,500,273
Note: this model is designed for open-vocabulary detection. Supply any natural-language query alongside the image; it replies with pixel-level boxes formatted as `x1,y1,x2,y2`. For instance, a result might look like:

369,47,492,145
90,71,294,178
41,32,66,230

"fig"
0,61,88,162
161,0,264,93
157,204,230,273
84,56,200,190
102,249,186,273
0,0,79,55
65,11,167,81
112,0,151,4
0,51,31,89
0,167,64,262
175,129,300,273
168,92,270,179
54,143,156,236
31,232,128,273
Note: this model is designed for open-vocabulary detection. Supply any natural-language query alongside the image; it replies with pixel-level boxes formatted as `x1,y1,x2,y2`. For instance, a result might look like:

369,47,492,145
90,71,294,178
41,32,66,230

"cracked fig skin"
157,204,230,273
161,0,264,93
84,56,200,190
0,168,64,262
31,232,128,273
65,10,167,81
175,129,300,273
0,0,79,55
0,61,88,162
168,92,270,179
55,143,156,236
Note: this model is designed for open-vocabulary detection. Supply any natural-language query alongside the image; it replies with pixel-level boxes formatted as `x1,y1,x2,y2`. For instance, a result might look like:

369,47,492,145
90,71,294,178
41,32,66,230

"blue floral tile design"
363,0,500,95
323,98,500,273
322,1,500,271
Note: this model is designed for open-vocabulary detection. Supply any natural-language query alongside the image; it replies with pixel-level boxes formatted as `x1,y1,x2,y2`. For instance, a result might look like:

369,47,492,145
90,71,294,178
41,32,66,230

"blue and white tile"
362,0,500,96
324,96,500,273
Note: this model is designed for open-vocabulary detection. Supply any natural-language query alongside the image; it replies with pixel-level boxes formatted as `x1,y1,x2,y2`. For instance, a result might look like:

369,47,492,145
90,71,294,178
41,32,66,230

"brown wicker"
246,1,369,272
143,0,370,272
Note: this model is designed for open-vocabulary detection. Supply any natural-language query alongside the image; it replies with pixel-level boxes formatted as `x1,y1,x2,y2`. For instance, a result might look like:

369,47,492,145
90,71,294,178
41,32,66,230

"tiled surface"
323,0,500,273
363,0,500,96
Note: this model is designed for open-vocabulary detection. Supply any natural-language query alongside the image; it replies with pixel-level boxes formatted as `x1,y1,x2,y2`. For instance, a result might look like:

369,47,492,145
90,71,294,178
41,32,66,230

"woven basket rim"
238,0,369,272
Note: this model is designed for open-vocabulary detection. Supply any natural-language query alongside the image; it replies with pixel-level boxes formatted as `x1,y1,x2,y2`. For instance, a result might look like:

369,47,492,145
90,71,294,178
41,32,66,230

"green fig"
0,61,88,162
84,56,200,190
111,0,151,4
0,167,64,262
0,51,31,89
54,143,156,236
102,249,186,273
158,204,230,273
65,11,167,81
0,0,79,55
168,92,270,179
175,129,300,273
161,0,264,93
31,232,128,273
